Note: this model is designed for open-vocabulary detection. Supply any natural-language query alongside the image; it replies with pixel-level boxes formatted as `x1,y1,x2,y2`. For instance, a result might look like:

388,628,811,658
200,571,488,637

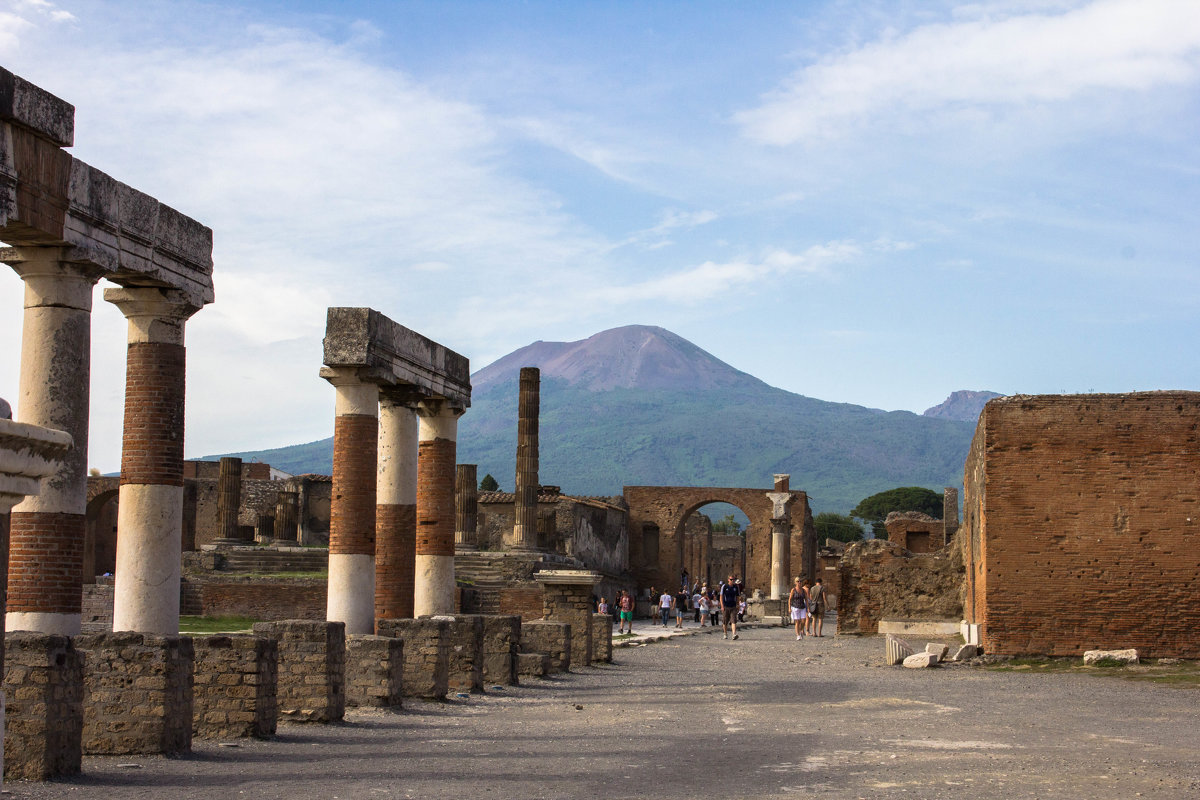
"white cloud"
737,0,1200,145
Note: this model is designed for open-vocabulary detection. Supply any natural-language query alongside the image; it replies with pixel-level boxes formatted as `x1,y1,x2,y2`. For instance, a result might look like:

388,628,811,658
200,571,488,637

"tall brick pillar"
272,490,299,545
213,457,244,544
766,474,794,600
4,247,103,635
376,390,419,622
414,401,462,616
455,464,478,551
105,287,200,634
323,368,379,635
512,367,540,550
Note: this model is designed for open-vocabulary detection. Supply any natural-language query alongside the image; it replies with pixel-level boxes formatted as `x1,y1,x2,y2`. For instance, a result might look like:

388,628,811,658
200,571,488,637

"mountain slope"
923,390,1003,423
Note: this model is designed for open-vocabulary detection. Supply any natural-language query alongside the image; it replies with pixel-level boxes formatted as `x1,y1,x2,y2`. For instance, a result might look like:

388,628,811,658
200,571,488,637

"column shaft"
376,396,418,621
414,404,458,617
273,491,299,544
454,464,478,550
769,518,790,600
214,457,244,542
512,367,539,550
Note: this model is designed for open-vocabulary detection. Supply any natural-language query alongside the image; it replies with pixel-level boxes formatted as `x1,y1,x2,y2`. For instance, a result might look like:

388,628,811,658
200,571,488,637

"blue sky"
1,0,1198,472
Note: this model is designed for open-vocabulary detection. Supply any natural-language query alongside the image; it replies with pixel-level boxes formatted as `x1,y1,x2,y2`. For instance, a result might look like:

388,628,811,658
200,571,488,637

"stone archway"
624,484,814,596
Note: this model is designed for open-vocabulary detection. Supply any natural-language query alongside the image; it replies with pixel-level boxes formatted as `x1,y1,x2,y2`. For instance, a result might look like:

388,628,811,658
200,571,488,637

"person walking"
617,590,634,634
697,591,710,627
789,576,809,640
691,587,702,623
807,577,827,636
720,575,742,640
674,587,688,629
659,588,674,627
648,587,660,626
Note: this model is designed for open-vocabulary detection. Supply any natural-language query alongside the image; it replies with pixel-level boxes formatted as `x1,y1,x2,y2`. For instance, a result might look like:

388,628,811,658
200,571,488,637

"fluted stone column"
766,474,794,601
512,367,540,550
376,391,419,622
414,401,461,617
213,457,245,544
4,247,103,635
324,368,378,635
106,287,200,634
455,464,478,551
272,491,299,545
255,513,275,544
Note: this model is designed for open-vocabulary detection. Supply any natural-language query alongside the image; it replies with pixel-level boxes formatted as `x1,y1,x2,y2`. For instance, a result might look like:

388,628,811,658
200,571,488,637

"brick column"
272,490,299,545
4,247,103,635
455,464,478,551
323,368,378,635
104,288,200,635
512,367,539,550
414,401,461,617
376,390,419,622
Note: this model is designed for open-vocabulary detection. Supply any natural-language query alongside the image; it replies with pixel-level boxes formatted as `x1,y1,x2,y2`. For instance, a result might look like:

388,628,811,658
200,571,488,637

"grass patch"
180,615,258,634
983,657,1199,688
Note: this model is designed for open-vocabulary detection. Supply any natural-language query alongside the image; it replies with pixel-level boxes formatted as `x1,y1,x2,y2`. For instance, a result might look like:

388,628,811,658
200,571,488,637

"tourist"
674,587,688,628
692,587,702,623
807,577,826,637
698,591,710,626
789,576,808,640
659,587,674,627
737,595,747,623
720,574,742,640
649,586,660,625
597,596,609,615
617,590,634,634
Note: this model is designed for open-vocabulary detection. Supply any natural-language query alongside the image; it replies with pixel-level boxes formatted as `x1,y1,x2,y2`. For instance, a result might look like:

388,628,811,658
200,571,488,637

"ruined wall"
195,578,327,620
964,392,1200,657
709,533,744,586
884,511,943,554
836,537,964,635
192,634,278,739
3,633,83,780
556,498,629,576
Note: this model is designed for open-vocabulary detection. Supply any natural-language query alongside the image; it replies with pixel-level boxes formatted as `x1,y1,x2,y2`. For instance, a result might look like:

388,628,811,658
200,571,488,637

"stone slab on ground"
1083,648,1139,665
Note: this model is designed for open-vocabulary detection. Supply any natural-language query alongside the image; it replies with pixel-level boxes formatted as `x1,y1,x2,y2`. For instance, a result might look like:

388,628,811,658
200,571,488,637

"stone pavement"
6,625,1198,799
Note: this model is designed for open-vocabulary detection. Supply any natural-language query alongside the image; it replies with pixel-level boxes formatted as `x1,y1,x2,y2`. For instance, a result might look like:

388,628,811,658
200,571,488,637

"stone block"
192,634,278,739
925,642,949,661
1083,648,1139,666
885,634,915,666
480,615,520,686
951,643,981,661
252,620,344,723
902,651,940,668
0,67,74,147
521,620,571,673
376,617,450,699
440,615,485,693
345,635,403,708
591,614,612,663
3,633,83,780
74,632,193,756
516,651,550,678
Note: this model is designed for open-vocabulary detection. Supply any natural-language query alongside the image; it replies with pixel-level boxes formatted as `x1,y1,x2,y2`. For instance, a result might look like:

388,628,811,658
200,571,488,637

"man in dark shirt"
720,574,742,640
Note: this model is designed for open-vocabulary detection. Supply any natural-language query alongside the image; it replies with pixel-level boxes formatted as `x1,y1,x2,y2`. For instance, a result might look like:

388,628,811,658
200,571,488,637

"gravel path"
6,625,1198,799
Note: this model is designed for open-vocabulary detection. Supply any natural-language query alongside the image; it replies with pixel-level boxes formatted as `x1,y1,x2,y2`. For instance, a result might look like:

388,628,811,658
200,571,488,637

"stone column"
414,401,461,617
213,457,244,544
455,464,478,551
272,491,299,545
376,390,419,622
105,287,201,635
512,367,540,550
255,513,275,544
766,474,794,600
4,247,103,635
323,368,378,635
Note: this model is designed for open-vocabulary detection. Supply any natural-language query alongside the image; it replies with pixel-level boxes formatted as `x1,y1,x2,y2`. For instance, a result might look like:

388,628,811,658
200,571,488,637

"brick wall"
498,586,544,621
375,617,450,699
197,578,327,620
252,620,345,723
331,415,378,555
345,635,403,708
7,512,84,614
192,634,278,739
884,512,943,554
964,392,1200,657
3,633,83,780
836,537,964,635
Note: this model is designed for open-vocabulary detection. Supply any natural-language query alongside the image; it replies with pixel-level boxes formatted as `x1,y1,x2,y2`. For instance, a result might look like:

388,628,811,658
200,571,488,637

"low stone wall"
192,634,278,739
75,632,193,756
197,578,327,620
541,582,594,666
521,620,571,673
445,615,485,693
376,618,450,699
345,635,403,708
481,615,520,686
516,651,549,678
3,633,83,780
837,536,964,635
252,620,345,723
591,614,612,663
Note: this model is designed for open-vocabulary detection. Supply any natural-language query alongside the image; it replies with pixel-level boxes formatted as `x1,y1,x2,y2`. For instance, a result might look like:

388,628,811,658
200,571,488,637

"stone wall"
521,620,571,673
836,536,964,635
75,632,194,755
252,620,345,723
3,633,83,780
541,581,594,666
192,634,278,739
498,587,544,621
376,617,450,699
884,512,943,554
444,615,485,693
480,615,520,686
195,578,327,620
554,498,629,576
345,635,403,708
591,613,612,663
963,392,1200,657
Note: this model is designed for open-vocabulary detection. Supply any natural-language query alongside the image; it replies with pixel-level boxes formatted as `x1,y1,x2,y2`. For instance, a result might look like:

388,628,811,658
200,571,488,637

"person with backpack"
789,576,809,641
720,575,742,640
807,577,827,637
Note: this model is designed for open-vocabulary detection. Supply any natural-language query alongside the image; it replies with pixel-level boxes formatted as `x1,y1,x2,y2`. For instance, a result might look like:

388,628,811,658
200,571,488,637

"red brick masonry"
120,341,186,487
416,438,455,558
331,415,378,556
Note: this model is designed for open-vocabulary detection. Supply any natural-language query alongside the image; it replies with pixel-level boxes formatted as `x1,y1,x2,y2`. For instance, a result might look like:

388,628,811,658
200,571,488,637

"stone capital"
320,367,380,417
766,491,795,519
3,246,105,310
0,418,73,513
103,286,201,345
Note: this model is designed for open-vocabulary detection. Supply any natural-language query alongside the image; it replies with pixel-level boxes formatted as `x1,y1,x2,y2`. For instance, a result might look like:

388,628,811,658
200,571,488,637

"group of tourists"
787,576,827,640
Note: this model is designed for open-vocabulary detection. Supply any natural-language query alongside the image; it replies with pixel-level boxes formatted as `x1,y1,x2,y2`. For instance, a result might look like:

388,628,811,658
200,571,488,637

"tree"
849,486,943,538
479,473,499,492
711,513,742,535
813,512,865,543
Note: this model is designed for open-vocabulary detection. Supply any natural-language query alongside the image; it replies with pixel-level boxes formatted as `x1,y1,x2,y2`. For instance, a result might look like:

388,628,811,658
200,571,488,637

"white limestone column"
376,391,419,621
323,368,379,635
106,287,200,634
414,402,461,617
769,518,790,600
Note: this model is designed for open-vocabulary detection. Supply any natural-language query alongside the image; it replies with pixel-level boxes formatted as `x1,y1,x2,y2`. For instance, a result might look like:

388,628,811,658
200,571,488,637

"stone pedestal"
376,617,450,699
591,613,613,663
192,634,278,740
2,633,83,780
535,569,601,668
253,620,345,723
520,620,571,673
414,402,461,617
481,615,520,686
444,614,485,693
345,635,404,708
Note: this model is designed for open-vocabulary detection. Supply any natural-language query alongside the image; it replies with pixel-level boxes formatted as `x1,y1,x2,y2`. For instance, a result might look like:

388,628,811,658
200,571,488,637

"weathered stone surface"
345,635,403,708
3,633,83,780
480,615,520,686
521,620,571,673
925,642,949,660
902,651,940,668
0,66,74,146
951,643,981,661
837,534,964,635
1083,648,1138,666
192,634,278,739
443,615,485,693
252,620,344,723
885,634,916,666
591,613,613,663
516,651,550,678
376,617,450,699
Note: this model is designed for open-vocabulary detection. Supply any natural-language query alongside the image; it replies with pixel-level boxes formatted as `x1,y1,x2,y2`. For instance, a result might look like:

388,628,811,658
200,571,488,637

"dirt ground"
6,624,1198,799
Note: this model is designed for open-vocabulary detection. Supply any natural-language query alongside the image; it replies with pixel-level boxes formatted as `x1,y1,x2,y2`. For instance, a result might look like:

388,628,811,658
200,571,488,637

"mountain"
209,325,977,513
923,390,1004,423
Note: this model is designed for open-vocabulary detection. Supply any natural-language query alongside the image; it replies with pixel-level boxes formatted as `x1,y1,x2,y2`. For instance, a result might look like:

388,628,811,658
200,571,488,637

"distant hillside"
923,390,1004,423
209,325,976,513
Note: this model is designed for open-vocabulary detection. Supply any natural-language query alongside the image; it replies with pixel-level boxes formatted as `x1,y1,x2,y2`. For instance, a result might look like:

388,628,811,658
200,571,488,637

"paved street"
8,624,1199,799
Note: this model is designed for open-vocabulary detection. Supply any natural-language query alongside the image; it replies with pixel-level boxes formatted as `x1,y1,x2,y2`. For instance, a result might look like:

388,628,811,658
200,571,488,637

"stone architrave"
766,474,795,600
454,464,478,551
512,368,540,550
106,288,200,635
535,569,602,668
415,401,461,617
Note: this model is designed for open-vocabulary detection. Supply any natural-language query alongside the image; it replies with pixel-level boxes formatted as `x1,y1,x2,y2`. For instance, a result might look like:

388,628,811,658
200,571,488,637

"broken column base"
521,620,571,673
591,614,613,663
442,615,485,694
252,620,345,723
192,634,278,739
376,618,450,699
516,651,550,678
75,632,194,756
3,633,83,780
345,635,404,708
481,615,520,686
